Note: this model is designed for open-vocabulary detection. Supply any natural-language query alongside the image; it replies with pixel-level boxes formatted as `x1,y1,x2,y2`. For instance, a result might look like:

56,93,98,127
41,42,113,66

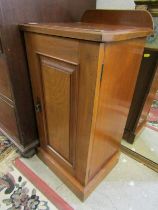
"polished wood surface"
82,9,153,28
21,22,152,42
41,56,78,163
123,48,158,143
0,0,95,154
22,10,153,200
89,38,145,179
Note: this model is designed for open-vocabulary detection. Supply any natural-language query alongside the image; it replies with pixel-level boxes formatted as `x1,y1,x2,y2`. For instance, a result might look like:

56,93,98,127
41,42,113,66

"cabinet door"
25,34,79,173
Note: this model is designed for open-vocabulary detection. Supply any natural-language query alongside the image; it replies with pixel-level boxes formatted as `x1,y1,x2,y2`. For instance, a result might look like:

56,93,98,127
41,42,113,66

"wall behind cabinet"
97,0,135,9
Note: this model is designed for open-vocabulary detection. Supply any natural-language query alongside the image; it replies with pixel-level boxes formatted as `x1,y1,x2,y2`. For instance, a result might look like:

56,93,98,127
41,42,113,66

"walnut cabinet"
21,10,153,200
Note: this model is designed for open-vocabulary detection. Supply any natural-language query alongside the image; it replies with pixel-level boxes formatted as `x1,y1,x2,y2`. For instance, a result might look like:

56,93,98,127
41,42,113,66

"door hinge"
35,101,42,113
100,64,104,81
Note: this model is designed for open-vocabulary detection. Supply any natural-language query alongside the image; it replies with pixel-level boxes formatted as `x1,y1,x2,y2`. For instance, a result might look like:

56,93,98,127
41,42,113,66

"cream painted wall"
97,0,135,9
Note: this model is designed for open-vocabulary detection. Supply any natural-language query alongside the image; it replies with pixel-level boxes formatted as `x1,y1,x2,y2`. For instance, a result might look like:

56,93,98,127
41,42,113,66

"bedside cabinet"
21,10,153,200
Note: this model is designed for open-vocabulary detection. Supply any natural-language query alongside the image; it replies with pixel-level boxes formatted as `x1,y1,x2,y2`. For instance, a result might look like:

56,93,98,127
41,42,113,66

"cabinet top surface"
20,22,152,42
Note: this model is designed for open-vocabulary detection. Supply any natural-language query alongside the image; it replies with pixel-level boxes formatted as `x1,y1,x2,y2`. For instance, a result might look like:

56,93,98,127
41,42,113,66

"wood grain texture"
42,63,70,161
20,9,154,42
89,38,145,179
82,9,153,28
74,41,104,185
21,22,153,42
41,57,78,163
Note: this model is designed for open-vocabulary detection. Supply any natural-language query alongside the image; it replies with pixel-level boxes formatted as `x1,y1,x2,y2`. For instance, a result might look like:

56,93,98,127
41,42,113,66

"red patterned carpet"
147,91,158,132
0,134,73,210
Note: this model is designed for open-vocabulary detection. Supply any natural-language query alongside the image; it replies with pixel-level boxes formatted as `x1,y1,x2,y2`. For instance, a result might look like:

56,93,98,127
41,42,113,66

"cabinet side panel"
89,38,145,179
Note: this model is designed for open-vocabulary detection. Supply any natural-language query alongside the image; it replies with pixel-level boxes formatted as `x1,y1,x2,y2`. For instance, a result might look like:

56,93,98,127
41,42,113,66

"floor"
21,153,158,210
122,127,158,164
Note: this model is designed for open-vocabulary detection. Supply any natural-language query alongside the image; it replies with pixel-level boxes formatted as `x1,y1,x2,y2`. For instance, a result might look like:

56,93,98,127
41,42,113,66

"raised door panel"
42,64,70,160
40,56,78,164
38,55,78,171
